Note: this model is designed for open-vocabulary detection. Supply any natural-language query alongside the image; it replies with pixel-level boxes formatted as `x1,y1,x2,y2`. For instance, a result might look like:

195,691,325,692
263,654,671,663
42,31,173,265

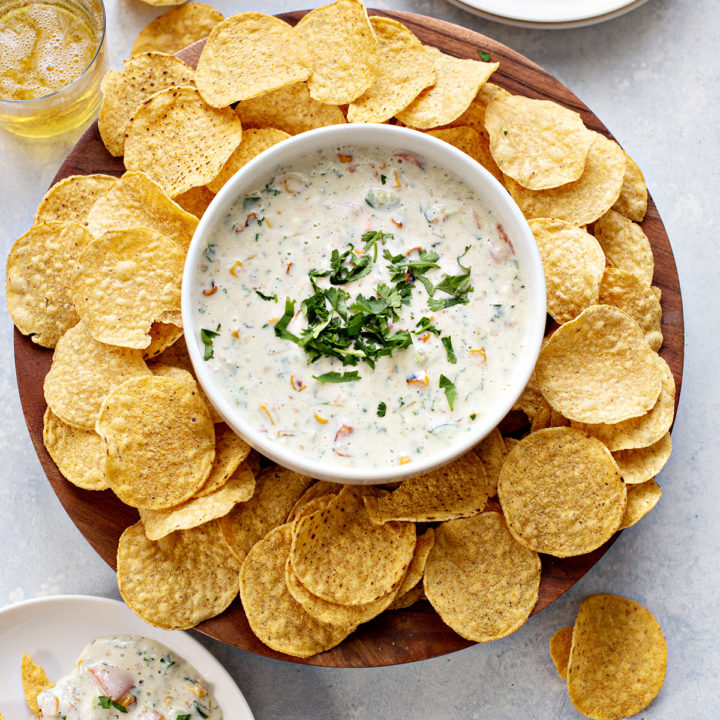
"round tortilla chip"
395,47,498,129
44,319,151,430
34,174,117,225
143,322,183,360
613,432,672,484
505,133,626,226
6,222,93,348
598,266,662,350
474,428,508,497
296,0,379,105
485,96,595,190
395,527,435,598
131,3,224,57
96,375,215,509
173,185,216,219
529,218,606,324
388,582,425,610
427,126,505,186
240,524,354,657
290,486,416,605
194,422,251,496
43,407,108,490
84,171,199,252
442,82,511,137
568,594,667,720
535,305,663,424
125,86,244,198
21,653,52,716
207,127,290,194
347,17,434,123
424,512,540,642
73,228,184,350
572,353,675,451
149,361,222,424
287,481,342,522
195,12,311,108
550,625,574,680
235,81,346,135
612,151,647,222
620,479,662,529
594,208,654,287
118,520,241,630
498,427,626,557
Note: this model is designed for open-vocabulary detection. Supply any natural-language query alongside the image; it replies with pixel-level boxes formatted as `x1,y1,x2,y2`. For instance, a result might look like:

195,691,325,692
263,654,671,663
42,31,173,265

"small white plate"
446,0,650,28
0,595,254,720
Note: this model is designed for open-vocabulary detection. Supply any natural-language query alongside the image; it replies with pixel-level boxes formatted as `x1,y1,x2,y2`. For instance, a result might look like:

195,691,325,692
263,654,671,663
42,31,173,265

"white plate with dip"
183,124,546,484
0,595,254,720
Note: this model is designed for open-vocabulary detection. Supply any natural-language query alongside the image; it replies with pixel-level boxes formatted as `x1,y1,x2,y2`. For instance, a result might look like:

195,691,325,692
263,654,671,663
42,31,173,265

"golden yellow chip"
194,422,251,496
290,493,336,523
620,479,662,529
498,428,626,557
195,12,311,107
218,465,314,563
6,222,93,348
137,0,185,6
395,527,435,598
207,127,290,194
474,428,507,496
612,151,647,222
364,451,489,523
505,133,626,226
535,305,663,424
485,96,594,190
34,174,117,225
442,82,510,137
287,480,342,522
96,375,215,509
296,0,378,105
347,17,434,123
132,3,224,57
568,594,667,719
529,218,606,324
44,319,151,430
427,126,505,186
240,524,354,657
149,361,222,424
21,653,52,716
396,47,498,129
73,228,184,350
99,53,195,158
118,520,241,630
173,185,216,219
291,486,416,605
85,171,199,251
550,625,574,680
143,322,184,360
125,86,243,198
424,512,540,642
613,432,672,484
594,208,654,286
572,353,675,451
140,464,255,540
43,407,108,491
389,582,425,610
598,267,662,350
513,357,546,422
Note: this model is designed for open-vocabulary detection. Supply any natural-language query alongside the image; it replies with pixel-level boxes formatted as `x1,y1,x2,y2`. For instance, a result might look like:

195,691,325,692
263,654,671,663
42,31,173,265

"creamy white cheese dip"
36,635,221,719
193,145,530,470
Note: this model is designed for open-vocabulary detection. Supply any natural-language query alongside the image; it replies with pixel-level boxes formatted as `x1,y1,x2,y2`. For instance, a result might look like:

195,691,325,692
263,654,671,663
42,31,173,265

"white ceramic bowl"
182,123,546,484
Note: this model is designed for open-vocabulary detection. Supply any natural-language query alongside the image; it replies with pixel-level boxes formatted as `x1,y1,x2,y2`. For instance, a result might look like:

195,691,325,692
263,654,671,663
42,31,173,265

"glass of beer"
0,0,106,138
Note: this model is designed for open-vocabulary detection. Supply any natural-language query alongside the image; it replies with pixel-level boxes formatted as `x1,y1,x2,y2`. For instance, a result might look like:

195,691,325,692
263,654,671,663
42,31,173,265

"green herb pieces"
377,401,387,417
176,715,191,720
193,702,210,719
364,188,400,210
361,229,393,263
380,174,387,185
202,242,216,262
243,195,260,209
200,324,221,361
97,696,128,713
477,49,491,62
442,336,457,364
255,289,278,302
414,317,441,336
470,413,477,420
263,178,281,195
439,374,457,411
313,371,360,383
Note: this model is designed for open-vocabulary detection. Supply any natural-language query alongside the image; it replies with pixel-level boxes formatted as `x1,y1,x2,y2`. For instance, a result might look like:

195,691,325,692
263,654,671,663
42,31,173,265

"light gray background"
1,0,717,717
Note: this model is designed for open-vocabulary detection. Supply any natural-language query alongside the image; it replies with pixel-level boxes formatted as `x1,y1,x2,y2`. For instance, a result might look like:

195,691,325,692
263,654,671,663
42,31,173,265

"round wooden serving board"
14,10,684,667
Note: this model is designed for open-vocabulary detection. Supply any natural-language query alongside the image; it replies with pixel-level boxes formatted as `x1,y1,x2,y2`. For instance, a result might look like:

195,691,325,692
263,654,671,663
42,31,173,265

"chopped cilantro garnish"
263,178,281,195
413,317,441,336
477,50,491,62
470,413,477,420
503,129,508,136
97,696,127,713
193,702,210,719
200,324,221,361
313,371,360,383
377,401,387,417
255,289,278,302
442,336,457,364
380,174,387,185
439,374,457,411
243,195,260,209
176,715,191,720
202,242,216,262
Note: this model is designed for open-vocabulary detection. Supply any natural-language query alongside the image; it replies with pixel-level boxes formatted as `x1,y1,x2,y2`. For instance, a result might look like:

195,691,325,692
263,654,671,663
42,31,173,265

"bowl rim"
182,123,546,483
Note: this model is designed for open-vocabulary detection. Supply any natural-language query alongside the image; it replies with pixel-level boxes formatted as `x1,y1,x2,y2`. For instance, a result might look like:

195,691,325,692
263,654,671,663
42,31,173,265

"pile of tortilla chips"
5,0,675,660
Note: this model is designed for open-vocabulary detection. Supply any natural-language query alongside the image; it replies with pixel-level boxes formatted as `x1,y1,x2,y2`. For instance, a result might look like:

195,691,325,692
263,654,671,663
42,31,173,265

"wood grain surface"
13,9,684,667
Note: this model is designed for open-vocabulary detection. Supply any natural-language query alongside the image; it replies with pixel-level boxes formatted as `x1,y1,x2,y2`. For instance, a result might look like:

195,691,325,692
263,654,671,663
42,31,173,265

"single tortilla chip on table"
505,133,626,226
287,481,342,522
6,222,93,348
98,52,195,158
21,653,52,716
33,174,116,225
612,150,647,222
550,625,574,680
240,524,355,658
96,375,215,509
396,47,498,129
426,126,505,186
567,594,667,720
620,479,663,529
124,86,243,198
594,208,654,286
535,305,662,424
173,185,216,219
441,82,511,137
195,12,312,108
143,322,184,360
43,319,151,431
498,427,626,557
73,228,184,350
149,360,222,424
529,218,606,324
118,520,241,630
347,17,435,123
424,512,541,642
295,0,379,105
612,432,672,484
131,3,224,57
